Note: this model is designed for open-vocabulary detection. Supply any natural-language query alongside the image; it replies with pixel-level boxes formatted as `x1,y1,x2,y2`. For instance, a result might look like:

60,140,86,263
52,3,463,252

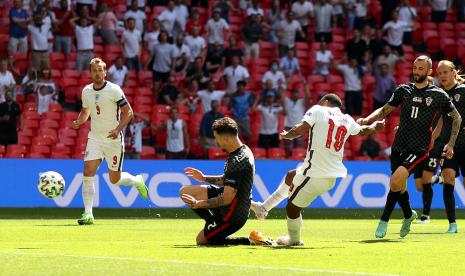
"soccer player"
255,94,385,245
72,58,149,225
358,55,462,238
180,117,272,246
416,60,465,232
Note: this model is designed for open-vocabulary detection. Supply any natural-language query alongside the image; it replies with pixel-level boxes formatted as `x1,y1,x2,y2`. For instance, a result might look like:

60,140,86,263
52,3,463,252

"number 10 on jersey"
325,119,348,152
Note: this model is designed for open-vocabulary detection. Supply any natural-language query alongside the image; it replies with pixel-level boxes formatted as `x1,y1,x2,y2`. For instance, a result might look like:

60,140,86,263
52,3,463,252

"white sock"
287,214,303,243
82,176,94,215
116,172,141,186
262,180,289,211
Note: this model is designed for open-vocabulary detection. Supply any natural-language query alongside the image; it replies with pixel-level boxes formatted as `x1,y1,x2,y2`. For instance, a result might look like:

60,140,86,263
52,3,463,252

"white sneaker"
416,215,430,224
250,201,268,220
276,235,304,246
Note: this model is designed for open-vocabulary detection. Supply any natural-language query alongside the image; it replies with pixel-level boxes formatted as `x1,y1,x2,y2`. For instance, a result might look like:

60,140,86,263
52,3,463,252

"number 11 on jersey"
411,106,419,119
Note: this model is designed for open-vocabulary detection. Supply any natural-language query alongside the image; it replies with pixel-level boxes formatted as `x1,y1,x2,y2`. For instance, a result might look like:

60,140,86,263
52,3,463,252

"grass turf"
1,209,465,275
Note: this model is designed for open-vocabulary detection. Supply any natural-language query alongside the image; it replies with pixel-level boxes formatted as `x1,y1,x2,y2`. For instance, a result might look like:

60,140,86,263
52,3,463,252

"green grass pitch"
1,208,465,276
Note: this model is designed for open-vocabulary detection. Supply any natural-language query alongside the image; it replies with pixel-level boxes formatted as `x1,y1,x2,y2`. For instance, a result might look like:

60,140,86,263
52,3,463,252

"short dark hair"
212,117,238,136
236,80,247,87
320,93,342,108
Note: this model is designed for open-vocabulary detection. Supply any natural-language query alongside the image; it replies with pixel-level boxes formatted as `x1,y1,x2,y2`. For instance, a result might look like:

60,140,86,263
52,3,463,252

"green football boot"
136,175,149,199
77,212,94,225
400,210,417,238
447,223,458,233
375,220,388,238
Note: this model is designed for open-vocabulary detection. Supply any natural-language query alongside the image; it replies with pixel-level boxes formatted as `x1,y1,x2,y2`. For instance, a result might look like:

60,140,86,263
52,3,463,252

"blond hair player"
72,58,148,225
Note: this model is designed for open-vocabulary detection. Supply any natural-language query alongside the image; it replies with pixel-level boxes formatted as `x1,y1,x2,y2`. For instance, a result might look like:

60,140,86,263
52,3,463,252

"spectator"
262,60,286,90
198,80,226,113
180,79,200,113
283,82,310,156
373,63,396,110
21,68,37,95
345,29,367,65
158,74,181,105
430,0,449,22
37,3,56,31
124,113,156,160
457,0,465,22
353,0,368,30
145,30,175,95
221,36,243,68
369,28,388,61
53,0,75,53
254,92,286,149
186,57,210,89
76,0,93,16
6,55,21,84
144,18,161,54
122,17,142,72
359,134,381,159
334,58,365,115
314,0,334,42
230,80,254,139
96,3,118,45
28,14,51,72
0,60,16,103
0,91,21,146
124,0,146,33
382,10,409,56
247,0,264,17
158,0,177,37
184,26,207,64
332,0,344,28
398,0,417,45
381,0,397,25
205,8,230,53
9,0,31,53
361,25,373,47
173,0,189,37
186,9,205,34
267,0,285,45
223,55,250,94
200,100,224,150
205,43,223,75
156,108,190,159
172,33,191,74
126,0,145,10
242,13,263,59
277,11,304,57
107,57,129,87
35,68,57,115
313,41,333,76
375,45,401,74
258,79,281,104
214,0,235,22
70,16,98,73
292,0,314,42
279,48,301,79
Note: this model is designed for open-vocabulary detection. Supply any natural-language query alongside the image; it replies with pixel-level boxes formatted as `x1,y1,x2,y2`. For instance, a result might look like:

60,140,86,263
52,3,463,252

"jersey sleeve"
224,159,252,190
387,84,406,107
439,92,455,115
347,115,363,136
114,86,128,107
81,89,89,108
301,106,319,126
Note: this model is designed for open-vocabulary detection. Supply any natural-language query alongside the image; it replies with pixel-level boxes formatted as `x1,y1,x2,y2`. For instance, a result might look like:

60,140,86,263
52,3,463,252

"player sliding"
358,56,462,238
180,117,272,246
72,58,148,225
415,60,465,232
254,94,385,246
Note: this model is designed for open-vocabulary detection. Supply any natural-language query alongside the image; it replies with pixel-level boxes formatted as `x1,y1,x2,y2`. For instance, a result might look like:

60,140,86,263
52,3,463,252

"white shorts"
289,173,336,208
84,137,124,171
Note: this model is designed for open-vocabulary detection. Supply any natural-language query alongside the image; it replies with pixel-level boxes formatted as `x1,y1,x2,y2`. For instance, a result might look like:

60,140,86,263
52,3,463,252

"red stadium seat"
23,111,40,120
27,152,46,158
0,144,4,154
30,145,51,155
7,144,27,154
251,147,267,159
291,148,307,160
23,119,39,129
208,147,228,160
59,128,77,138
17,134,31,146
48,103,63,112
54,144,72,154
50,152,71,159
41,119,60,129
23,102,37,111
31,136,54,146
5,152,25,158
42,111,61,121
58,137,75,146
267,148,286,159
140,146,157,159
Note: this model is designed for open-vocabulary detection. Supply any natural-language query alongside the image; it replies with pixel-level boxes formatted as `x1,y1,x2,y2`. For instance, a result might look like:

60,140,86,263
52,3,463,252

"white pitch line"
0,250,399,276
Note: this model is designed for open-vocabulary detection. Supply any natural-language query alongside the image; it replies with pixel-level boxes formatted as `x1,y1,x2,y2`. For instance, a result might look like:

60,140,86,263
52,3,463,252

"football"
38,171,65,198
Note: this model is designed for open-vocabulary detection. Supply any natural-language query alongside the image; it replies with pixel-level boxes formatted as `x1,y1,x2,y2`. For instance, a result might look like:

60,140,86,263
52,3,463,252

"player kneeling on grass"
252,94,385,245
180,117,273,246
72,58,149,225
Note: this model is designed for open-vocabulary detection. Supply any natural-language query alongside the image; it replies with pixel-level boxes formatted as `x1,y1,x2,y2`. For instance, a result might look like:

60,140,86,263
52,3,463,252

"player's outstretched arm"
279,121,310,140
356,120,385,136
184,167,225,185
357,104,395,125
72,107,90,129
443,108,462,159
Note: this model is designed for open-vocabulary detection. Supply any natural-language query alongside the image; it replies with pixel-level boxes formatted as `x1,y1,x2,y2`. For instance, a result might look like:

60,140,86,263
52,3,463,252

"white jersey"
296,105,362,178
82,81,128,141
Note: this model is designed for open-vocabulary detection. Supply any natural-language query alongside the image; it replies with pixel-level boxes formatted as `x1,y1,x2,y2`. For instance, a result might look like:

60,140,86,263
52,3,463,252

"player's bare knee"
285,170,296,186
196,231,208,245
108,174,120,184
286,202,301,219
443,174,455,185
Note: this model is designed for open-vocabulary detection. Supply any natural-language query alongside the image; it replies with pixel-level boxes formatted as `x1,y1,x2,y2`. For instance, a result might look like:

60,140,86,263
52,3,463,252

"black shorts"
153,71,170,82
391,150,429,175
203,185,246,242
442,148,465,177
413,148,442,179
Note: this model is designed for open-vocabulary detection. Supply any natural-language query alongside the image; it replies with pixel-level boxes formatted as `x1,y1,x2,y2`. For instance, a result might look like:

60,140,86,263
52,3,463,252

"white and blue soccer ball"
38,171,65,198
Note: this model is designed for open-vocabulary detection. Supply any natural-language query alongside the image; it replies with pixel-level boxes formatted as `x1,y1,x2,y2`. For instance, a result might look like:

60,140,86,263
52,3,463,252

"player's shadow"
35,224,81,227
407,232,448,235
270,246,344,250
170,245,226,248
358,239,400,243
